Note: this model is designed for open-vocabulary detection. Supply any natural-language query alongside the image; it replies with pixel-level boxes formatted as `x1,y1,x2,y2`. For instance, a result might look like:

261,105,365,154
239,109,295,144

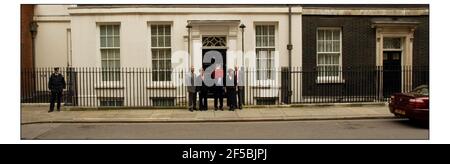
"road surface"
21,119,428,140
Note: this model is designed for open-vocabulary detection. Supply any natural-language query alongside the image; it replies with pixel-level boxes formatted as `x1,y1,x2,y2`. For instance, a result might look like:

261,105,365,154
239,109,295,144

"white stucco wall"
70,13,302,69
34,5,71,68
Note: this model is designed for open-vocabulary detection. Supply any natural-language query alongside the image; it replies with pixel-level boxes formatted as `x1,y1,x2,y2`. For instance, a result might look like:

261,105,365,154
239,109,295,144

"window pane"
261,36,266,47
152,60,158,69
107,36,113,47
326,41,332,52
158,26,164,35
113,36,120,47
114,60,120,68
269,36,275,47
318,30,324,40
113,50,120,59
165,60,171,69
164,26,171,35
383,37,402,49
106,25,112,35
151,36,157,47
333,41,340,52
101,49,107,59
165,49,171,59
159,71,165,81
332,54,339,65
100,26,106,35
318,54,325,65
317,41,324,52
100,36,106,47
262,26,267,35
268,26,274,35
151,25,157,35
113,26,119,35
325,30,332,40
151,49,158,59
256,26,261,35
165,36,171,47
332,30,340,41
256,36,261,47
158,36,164,47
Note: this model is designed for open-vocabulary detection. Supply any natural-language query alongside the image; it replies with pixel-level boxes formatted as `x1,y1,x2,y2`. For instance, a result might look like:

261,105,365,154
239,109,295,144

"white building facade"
32,5,302,107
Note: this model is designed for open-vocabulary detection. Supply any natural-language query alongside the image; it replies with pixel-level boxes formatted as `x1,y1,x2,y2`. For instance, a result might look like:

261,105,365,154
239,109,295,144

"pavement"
21,103,395,124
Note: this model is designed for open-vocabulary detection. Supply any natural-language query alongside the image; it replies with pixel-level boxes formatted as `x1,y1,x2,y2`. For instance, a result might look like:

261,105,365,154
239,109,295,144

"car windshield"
410,85,429,96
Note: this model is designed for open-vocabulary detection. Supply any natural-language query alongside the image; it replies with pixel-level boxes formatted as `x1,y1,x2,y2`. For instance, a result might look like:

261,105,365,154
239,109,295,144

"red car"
389,85,429,122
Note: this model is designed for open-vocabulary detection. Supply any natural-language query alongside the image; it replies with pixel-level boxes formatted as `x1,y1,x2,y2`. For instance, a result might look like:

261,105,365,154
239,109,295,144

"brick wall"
301,15,429,97
21,4,35,98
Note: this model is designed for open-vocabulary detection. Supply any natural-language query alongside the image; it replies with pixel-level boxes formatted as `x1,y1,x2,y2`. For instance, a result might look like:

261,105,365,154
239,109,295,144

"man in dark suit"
186,66,197,112
226,68,237,111
197,68,208,111
48,67,66,112
212,64,224,111
235,66,245,110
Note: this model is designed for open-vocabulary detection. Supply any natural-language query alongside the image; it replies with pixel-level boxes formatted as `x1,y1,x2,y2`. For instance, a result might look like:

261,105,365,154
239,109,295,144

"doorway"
383,51,402,97
202,49,227,98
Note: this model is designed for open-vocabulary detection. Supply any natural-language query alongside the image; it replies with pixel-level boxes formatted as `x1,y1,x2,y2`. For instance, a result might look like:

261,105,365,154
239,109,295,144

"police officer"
48,67,66,112
186,66,197,112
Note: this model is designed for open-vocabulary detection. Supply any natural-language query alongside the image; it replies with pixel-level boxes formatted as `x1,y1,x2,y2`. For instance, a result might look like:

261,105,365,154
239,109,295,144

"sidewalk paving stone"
20,104,393,124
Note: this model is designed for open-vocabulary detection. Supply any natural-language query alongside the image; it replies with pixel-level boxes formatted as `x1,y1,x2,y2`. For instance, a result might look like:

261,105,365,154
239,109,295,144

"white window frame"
99,23,121,82
255,24,276,82
149,23,173,82
316,27,344,83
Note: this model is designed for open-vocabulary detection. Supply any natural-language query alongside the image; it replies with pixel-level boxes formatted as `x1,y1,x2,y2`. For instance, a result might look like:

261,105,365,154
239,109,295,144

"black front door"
202,49,227,97
383,51,402,97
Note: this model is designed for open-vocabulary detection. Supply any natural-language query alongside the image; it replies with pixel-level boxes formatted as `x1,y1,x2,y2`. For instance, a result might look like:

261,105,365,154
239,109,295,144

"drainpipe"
186,23,192,68
30,21,38,70
287,5,293,104
30,21,38,95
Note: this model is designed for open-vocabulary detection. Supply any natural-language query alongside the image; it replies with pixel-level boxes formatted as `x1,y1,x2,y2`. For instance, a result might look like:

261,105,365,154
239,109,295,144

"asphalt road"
21,119,428,140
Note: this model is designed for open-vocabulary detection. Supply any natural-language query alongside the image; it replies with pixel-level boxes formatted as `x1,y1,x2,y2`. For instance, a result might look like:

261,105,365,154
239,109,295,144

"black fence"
21,66,429,108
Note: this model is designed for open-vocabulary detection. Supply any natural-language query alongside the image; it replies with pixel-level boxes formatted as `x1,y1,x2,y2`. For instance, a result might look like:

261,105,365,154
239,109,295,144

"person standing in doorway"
213,64,224,111
186,66,197,112
48,67,66,112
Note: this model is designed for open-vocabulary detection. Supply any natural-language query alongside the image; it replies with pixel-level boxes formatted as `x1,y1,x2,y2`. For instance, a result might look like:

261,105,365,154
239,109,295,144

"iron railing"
20,66,429,108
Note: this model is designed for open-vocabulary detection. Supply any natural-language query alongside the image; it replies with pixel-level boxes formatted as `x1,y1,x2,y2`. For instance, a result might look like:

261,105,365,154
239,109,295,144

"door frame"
373,25,416,98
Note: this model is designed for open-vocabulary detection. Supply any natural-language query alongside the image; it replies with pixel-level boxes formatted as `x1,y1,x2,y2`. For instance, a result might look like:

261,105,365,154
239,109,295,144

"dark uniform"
48,72,66,112
226,70,237,111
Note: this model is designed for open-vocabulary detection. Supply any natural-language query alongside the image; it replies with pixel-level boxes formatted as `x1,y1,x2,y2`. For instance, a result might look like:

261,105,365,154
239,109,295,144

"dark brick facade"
21,4,34,97
301,15,429,97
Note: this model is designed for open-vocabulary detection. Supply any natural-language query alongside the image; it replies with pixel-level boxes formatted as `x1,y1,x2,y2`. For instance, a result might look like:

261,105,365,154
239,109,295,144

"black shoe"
48,110,53,113
189,109,193,112
220,108,224,111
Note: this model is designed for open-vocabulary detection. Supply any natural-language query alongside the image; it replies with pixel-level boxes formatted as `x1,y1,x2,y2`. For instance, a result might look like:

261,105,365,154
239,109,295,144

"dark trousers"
237,87,244,109
227,88,237,109
49,90,62,111
214,87,223,109
188,92,197,110
199,91,208,110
